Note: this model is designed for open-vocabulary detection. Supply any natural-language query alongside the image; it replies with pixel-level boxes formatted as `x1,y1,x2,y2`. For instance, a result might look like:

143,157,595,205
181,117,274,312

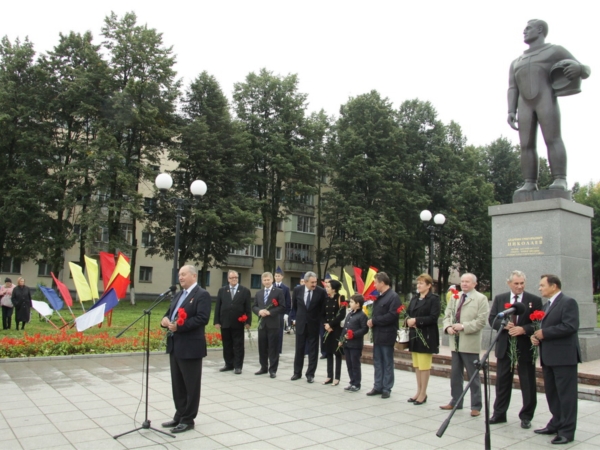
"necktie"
264,289,269,305
171,290,188,321
511,295,518,325
544,300,553,313
231,286,236,297
455,293,466,322
306,290,312,309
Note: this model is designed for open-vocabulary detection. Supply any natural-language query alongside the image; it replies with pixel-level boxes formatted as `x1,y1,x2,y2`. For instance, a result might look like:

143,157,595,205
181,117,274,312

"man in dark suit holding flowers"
214,270,252,374
160,265,212,434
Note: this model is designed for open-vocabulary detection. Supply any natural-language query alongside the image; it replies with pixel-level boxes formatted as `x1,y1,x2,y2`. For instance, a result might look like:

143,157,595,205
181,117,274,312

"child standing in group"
340,294,369,392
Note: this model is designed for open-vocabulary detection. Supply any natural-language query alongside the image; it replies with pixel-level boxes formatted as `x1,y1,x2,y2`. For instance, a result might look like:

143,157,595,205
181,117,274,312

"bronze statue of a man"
508,19,590,194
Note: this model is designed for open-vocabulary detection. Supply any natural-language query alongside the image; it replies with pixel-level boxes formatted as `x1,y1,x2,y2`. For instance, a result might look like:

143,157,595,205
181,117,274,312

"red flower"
397,305,405,314
340,301,348,307
530,310,546,321
272,299,279,307
347,329,354,340
176,308,188,326
504,303,512,310
238,314,248,323
450,288,460,299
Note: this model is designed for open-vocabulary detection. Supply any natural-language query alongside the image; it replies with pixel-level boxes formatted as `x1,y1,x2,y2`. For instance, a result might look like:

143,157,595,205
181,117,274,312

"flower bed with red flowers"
0,329,223,359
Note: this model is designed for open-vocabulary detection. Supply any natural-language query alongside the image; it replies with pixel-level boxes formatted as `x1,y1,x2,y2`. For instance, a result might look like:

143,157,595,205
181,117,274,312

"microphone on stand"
158,286,177,297
497,301,526,317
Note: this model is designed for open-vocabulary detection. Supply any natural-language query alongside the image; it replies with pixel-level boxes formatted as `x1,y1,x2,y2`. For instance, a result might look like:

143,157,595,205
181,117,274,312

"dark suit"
291,285,327,378
163,284,212,425
275,282,291,353
214,284,252,370
489,291,543,421
252,286,285,374
539,293,581,441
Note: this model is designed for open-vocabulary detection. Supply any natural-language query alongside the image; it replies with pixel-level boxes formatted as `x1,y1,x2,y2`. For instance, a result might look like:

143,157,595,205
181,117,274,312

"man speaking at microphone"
489,270,543,429
160,265,212,434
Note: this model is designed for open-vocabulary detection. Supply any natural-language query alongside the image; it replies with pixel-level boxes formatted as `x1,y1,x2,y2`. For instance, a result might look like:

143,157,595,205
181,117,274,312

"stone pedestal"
489,198,599,361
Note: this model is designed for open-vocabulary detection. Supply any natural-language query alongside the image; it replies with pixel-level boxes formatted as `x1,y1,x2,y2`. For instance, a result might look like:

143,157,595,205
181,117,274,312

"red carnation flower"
340,301,348,307
397,305,405,314
504,303,512,310
238,314,248,323
176,308,188,326
347,329,354,340
530,310,546,321
272,299,279,307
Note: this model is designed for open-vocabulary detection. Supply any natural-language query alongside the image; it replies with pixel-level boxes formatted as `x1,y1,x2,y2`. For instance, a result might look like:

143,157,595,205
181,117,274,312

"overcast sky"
2,0,598,186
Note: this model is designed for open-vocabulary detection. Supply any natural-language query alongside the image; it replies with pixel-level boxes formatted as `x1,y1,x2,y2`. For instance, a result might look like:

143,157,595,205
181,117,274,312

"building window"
139,266,153,282
298,194,314,206
296,216,315,234
121,224,133,245
144,197,155,214
204,271,211,287
96,226,109,243
276,247,282,260
252,245,263,258
38,260,52,277
141,232,153,248
285,243,313,263
2,257,22,274
95,190,110,202
251,274,262,289
229,247,250,256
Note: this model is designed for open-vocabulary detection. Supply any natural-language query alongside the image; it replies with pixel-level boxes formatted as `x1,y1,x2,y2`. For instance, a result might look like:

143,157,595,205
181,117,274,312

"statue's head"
524,19,548,44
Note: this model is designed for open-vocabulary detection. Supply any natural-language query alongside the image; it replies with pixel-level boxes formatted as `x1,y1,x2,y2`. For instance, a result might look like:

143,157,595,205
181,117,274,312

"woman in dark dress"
406,273,440,405
322,279,347,386
12,277,32,331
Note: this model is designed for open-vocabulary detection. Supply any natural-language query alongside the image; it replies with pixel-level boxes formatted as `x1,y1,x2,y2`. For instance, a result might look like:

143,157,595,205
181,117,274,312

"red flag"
51,272,73,307
117,251,130,263
353,267,364,296
109,274,130,299
99,252,116,291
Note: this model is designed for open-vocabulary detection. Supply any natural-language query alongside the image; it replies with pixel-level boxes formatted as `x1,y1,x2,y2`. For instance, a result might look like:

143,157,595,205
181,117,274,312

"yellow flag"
344,270,355,297
363,266,378,295
329,273,348,299
69,262,93,302
107,254,131,288
84,256,100,300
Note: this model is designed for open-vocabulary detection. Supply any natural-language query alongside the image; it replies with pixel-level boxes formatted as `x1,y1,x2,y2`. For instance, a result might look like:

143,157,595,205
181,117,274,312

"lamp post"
420,209,446,277
155,173,207,287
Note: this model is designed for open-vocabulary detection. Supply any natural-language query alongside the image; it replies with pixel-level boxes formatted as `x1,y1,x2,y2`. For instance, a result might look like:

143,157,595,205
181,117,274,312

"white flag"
75,304,106,332
31,300,54,318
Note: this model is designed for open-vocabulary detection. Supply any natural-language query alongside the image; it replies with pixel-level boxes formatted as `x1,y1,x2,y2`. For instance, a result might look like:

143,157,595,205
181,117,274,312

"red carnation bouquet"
450,287,460,299
258,298,279,329
176,308,187,326
238,314,248,323
530,310,546,363
239,313,254,348
399,302,428,348
504,302,518,371
337,328,354,352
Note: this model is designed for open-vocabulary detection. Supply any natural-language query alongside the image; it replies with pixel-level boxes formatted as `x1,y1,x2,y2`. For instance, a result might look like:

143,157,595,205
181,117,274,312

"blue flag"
89,288,119,313
39,285,64,311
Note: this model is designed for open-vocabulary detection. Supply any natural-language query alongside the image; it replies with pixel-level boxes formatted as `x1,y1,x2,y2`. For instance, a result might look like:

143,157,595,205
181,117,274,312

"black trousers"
493,354,537,420
169,354,203,425
293,330,319,377
221,327,245,369
258,327,280,373
543,364,578,440
326,350,343,380
2,306,13,330
345,347,362,388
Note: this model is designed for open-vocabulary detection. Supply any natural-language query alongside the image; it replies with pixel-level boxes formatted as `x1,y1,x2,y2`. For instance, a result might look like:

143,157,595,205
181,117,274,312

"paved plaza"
2,334,600,450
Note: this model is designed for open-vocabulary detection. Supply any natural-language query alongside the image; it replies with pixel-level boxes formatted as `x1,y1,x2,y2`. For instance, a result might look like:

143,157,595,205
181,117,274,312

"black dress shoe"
366,389,382,396
219,366,234,372
407,397,417,403
381,391,391,399
171,423,194,433
489,415,507,424
270,372,276,378
521,419,531,429
534,427,557,435
306,376,314,383
320,355,327,359
348,386,360,392
161,419,178,428
234,368,242,374
551,436,573,445
290,374,301,381
255,369,268,375
414,396,427,405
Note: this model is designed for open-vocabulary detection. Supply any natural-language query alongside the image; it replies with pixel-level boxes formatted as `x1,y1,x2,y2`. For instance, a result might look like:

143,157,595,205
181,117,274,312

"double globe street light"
419,209,446,277
155,173,207,286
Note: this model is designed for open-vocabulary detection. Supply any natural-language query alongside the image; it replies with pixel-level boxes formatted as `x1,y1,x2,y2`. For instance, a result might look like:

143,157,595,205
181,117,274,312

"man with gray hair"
291,271,326,383
441,273,489,417
488,271,543,429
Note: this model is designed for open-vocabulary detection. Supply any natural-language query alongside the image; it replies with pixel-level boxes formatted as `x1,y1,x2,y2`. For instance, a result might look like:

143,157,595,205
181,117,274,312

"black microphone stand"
113,288,176,440
437,315,510,450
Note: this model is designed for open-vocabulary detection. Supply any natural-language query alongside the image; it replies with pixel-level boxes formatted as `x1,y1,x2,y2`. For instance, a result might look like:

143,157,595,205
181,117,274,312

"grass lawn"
1,300,258,340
